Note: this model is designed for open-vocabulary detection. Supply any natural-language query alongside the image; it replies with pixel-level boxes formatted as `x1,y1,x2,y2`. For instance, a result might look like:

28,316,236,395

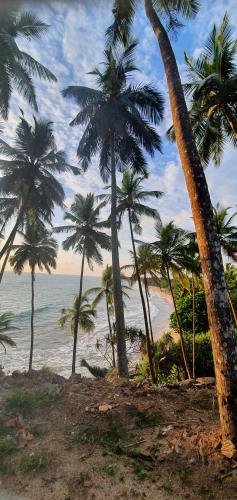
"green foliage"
103,463,116,475
170,289,208,333
20,452,49,472
136,331,216,383
4,387,61,417
0,311,16,352
80,358,108,378
0,435,17,457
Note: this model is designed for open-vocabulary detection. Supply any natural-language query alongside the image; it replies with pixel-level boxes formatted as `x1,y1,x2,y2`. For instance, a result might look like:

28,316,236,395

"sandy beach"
149,286,174,340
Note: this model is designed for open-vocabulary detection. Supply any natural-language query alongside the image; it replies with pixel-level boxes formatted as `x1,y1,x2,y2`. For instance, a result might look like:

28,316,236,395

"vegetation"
1,1,237,464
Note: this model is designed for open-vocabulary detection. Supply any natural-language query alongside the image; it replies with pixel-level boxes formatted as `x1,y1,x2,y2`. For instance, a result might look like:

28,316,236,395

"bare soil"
0,370,237,500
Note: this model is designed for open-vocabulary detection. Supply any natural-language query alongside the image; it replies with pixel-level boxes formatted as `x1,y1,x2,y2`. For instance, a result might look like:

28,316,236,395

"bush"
136,331,215,384
170,290,208,334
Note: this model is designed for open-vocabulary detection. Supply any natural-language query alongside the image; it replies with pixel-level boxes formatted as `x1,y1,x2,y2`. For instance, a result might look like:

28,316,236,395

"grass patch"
177,467,190,481
132,462,148,481
20,451,50,473
4,387,61,417
73,471,90,486
28,423,44,437
0,435,17,457
103,463,116,476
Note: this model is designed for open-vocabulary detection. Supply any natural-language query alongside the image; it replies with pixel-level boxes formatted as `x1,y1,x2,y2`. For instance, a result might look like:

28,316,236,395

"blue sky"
4,0,237,275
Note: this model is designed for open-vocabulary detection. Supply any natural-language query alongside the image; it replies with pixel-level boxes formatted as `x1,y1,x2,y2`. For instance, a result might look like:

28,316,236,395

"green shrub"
0,435,17,457
170,290,208,333
20,452,49,472
4,390,36,417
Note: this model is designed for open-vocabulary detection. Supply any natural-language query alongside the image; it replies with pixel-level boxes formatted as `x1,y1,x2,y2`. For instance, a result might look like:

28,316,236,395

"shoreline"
149,285,174,341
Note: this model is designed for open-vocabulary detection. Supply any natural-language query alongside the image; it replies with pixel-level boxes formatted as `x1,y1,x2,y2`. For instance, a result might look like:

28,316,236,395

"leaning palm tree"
151,220,192,379
10,225,57,372
101,170,163,382
86,264,130,368
62,40,163,377
123,243,161,345
213,203,237,325
0,311,16,353
55,193,111,375
182,13,237,166
0,10,57,119
109,1,237,456
0,115,78,275
59,294,96,338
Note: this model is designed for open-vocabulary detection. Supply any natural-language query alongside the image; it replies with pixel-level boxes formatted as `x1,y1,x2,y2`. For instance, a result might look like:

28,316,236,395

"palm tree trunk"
72,244,86,374
29,266,35,373
128,209,156,383
166,263,191,379
0,242,12,284
192,275,196,380
110,134,128,378
106,294,115,368
227,288,237,327
145,0,237,457
144,272,155,345
0,211,22,260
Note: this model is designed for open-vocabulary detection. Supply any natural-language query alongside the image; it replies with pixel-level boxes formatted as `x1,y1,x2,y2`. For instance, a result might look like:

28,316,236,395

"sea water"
0,272,171,377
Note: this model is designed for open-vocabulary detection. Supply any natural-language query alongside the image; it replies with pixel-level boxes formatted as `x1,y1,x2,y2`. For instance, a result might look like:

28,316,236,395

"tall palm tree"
123,243,161,345
0,311,16,353
0,115,78,277
151,220,192,379
10,225,57,372
62,40,163,377
0,10,57,119
109,1,237,455
59,293,96,337
86,264,130,368
102,170,162,382
183,13,237,165
55,193,111,375
213,203,237,325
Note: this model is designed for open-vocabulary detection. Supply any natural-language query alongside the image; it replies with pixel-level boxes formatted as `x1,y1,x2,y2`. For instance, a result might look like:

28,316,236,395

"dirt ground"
0,370,237,500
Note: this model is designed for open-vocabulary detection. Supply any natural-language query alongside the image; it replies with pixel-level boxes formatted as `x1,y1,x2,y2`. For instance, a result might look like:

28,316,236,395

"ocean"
0,272,172,377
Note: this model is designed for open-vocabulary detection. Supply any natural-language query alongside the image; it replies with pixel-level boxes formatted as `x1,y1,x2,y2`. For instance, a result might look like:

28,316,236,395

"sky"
3,0,237,276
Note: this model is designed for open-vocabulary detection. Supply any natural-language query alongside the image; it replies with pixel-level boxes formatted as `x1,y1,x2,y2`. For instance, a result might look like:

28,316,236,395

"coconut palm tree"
213,203,237,325
101,170,162,382
182,13,237,165
10,225,57,372
0,10,57,119
123,243,161,345
86,264,130,368
151,220,192,379
62,40,163,377
55,193,111,375
59,294,96,338
0,311,16,353
109,1,237,455
0,115,78,276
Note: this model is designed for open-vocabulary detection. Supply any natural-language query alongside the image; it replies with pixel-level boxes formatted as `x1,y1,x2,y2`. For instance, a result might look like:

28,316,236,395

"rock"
179,379,196,387
12,370,22,378
196,377,215,386
69,373,82,384
98,404,112,412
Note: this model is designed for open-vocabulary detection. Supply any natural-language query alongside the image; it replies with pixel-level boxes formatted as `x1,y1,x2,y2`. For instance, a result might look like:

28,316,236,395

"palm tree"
109,1,237,455
183,13,237,165
59,293,96,337
10,225,57,372
55,193,111,375
151,220,192,379
0,115,78,277
225,264,237,327
213,203,237,325
0,311,16,353
107,170,162,382
123,243,161,345
0,10,57,119
86,264,130,368
62,40,163,377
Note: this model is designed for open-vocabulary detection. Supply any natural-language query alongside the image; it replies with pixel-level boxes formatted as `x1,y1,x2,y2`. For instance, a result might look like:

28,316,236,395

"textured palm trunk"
128,209,156,383
110,135,128,377
166,264,191,379
28,266,35,373
72,245,86,374
145,0,237,457
106,293,116,368
0,242,12,284
144,272,155,345
192,275,196,380
227,288,237,327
